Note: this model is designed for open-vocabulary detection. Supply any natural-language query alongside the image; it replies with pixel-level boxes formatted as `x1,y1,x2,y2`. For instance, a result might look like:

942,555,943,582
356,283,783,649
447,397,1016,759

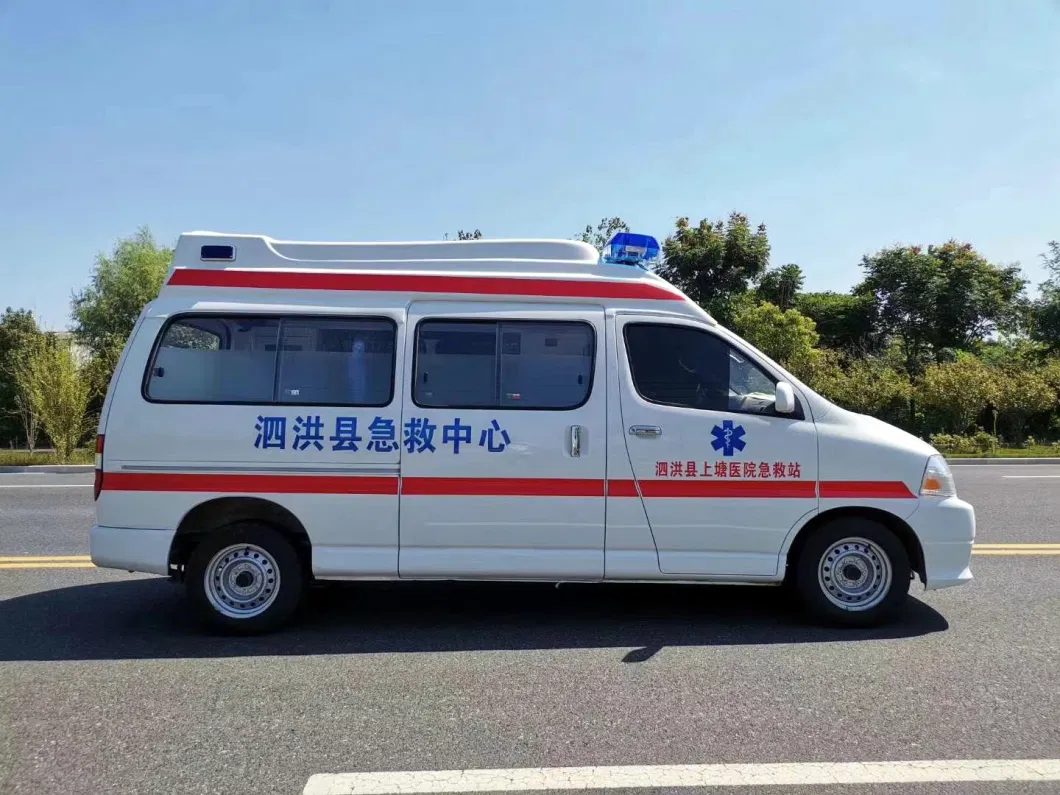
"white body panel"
397,302,607,579
96,302,404,579
90,231,974,596
614,314,819,577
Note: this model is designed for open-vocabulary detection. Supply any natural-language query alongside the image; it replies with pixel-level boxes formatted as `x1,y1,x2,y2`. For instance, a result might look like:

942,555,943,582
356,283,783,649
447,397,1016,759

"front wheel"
186,523,305,634
794,519,910,627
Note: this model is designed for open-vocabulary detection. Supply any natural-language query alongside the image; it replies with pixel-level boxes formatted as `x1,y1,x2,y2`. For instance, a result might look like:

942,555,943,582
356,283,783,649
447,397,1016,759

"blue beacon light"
602,232,660,267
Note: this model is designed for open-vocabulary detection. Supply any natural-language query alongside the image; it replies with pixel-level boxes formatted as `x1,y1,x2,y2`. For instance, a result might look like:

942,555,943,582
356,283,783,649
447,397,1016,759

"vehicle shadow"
0,578,948,663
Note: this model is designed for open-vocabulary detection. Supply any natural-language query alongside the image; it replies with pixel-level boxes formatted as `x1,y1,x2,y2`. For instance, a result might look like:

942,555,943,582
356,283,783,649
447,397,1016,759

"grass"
0,449,94,466
943,445,1060,459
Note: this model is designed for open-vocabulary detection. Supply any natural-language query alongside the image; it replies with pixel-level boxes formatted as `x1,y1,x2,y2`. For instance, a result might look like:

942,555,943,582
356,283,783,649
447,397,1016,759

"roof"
164,231,699,310
174,232,601,269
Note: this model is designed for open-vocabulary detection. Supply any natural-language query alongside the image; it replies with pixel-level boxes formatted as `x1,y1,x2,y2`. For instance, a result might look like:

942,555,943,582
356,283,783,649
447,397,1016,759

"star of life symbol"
711,420,746,457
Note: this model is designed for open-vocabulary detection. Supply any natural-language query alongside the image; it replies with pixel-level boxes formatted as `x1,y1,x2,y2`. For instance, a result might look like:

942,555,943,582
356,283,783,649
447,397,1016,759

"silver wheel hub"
205,544,280,619
818,537,892,611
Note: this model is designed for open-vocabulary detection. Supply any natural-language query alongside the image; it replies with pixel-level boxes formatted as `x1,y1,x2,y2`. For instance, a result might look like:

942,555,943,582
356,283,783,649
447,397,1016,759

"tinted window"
147,317,279,403
145,315,395,405
276,318,394,406
414,320,594,409
624,324,778,414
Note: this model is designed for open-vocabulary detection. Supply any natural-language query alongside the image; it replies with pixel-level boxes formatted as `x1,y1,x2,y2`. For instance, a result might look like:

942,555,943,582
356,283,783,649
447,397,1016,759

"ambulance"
90,231,975,633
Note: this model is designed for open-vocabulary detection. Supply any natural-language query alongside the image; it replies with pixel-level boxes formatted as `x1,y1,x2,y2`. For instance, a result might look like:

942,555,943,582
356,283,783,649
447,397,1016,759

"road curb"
946,457,1060,465
0,465,94,474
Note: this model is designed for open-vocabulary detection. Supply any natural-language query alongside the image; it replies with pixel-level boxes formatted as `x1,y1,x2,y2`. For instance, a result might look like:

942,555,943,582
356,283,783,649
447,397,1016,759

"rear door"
398,302,607,579
106,310,404,577
616,315,819,576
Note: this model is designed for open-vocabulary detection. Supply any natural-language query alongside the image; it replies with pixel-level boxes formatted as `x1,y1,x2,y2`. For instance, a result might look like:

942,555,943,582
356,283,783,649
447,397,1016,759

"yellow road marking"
974,543,1060,549
0,555,95,569
0,555,91,562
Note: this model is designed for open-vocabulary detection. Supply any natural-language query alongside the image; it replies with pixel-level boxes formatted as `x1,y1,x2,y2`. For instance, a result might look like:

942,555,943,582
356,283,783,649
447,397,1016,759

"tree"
856,242,1026,375
917,356,997,434
445,229,483,240
731,301,820,380
757,264,804,311
577,217,629,253
11,336,92,462
71,227,173,362
976,337,1049,369
796,291,878,353
658,213,770,326
0,308,44,448
1031,241,1060,349
1044,240,1060,270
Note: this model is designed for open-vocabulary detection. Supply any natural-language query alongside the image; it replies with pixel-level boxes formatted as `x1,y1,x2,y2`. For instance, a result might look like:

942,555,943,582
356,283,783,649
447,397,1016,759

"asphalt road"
1,467,1058,794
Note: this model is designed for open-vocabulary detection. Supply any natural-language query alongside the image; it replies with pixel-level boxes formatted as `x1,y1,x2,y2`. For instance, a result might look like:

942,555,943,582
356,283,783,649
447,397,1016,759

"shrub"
918,357,997,434
930,433,973,455
993,367,1054,443
808,353,912,428
973,430,999,453
929,431,998,455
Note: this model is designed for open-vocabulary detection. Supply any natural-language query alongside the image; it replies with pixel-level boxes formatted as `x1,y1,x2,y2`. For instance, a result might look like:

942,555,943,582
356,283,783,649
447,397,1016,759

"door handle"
628,425,662,437
569,425,583,457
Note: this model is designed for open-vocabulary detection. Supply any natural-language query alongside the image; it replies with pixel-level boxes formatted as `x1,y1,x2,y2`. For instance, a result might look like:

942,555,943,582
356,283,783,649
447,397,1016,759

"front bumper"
909,497,975,590
90,525,175,576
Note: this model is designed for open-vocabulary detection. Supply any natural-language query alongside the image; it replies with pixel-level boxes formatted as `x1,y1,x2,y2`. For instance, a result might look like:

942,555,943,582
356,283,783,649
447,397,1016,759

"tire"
185,523,305,634
794,518,910,628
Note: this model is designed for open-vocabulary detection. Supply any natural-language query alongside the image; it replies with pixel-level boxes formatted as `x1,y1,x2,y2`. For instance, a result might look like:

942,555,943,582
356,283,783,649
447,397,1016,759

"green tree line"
2,221,1059,461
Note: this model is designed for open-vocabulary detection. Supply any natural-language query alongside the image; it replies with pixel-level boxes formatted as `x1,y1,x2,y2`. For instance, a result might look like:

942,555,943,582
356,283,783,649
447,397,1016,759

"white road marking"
1002,475,1060,479
0,484,92,488
303,759,1060,794
949,465,1060,469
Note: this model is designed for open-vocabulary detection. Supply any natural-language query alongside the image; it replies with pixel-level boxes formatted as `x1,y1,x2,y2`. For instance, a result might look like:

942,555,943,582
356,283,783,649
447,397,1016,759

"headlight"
920,455,957,498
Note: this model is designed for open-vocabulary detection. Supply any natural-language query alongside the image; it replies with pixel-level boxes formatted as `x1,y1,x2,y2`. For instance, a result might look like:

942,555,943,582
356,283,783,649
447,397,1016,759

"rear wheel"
186,523,305,634
794,519,910,627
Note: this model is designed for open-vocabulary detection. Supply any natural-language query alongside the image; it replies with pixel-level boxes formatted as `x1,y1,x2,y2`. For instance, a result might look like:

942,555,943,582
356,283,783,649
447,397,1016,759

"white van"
90,231,974,633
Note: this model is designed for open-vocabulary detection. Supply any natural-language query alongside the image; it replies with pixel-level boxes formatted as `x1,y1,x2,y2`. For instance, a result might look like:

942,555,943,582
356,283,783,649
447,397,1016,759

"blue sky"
2,0,1058,330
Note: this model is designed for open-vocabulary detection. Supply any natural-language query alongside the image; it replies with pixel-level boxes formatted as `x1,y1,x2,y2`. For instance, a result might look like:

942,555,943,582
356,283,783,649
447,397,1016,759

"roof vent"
200,245,235,261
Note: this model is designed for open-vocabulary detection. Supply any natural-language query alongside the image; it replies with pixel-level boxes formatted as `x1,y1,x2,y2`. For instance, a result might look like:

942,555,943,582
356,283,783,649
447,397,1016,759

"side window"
624,323,779,414
729,349,776,400
145,315,395,405
147,317,279,403
414,320,594,410
276,318,395,406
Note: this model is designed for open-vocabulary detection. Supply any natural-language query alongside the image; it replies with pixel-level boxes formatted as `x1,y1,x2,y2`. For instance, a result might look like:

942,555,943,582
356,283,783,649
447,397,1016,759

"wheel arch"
782,506,925,584
168,496,311,580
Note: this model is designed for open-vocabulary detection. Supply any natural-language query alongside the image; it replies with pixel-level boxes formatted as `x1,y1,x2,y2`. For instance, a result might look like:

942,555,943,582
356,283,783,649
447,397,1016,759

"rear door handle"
569,425,583,457
628,425,662,437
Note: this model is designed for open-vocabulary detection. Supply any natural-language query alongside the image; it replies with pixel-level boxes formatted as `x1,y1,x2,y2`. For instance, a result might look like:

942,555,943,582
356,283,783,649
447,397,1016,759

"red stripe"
102,472,398,495
820,480,916,499
633,479,818,499
606,479,641,497
402,477,605,497
167,268,683,301
101,473,916,500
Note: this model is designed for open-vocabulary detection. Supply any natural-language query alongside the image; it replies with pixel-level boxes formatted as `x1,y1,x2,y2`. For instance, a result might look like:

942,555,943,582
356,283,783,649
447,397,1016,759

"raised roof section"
173,232,602,269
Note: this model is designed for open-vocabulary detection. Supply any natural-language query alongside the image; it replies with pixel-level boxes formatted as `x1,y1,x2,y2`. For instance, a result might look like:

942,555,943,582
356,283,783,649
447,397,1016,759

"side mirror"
774,381,796,415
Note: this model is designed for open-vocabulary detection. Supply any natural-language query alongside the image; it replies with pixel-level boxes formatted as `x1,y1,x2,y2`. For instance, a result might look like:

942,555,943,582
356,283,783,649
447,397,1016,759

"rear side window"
276,318,395,406
414,320,594,410
145,315,395,406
